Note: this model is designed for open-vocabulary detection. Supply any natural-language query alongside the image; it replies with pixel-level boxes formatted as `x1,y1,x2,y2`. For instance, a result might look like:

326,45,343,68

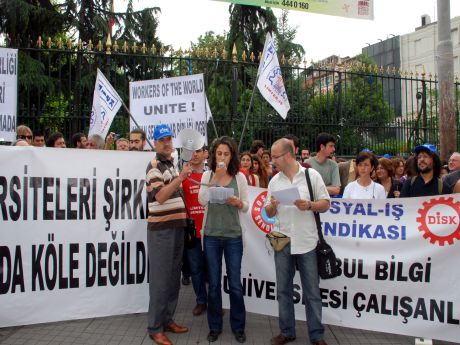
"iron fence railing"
7,42,460,156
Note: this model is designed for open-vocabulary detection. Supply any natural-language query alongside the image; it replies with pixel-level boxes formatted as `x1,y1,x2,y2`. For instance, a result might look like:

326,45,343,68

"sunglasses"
17,135,33,140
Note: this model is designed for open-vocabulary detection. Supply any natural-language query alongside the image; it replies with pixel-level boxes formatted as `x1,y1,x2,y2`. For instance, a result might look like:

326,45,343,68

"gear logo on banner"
250,191,275,234
416,197,460,246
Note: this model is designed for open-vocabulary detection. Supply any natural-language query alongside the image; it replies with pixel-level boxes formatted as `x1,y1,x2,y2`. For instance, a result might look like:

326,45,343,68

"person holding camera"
145,124,192,345
198,136,248,343
181,146,208,316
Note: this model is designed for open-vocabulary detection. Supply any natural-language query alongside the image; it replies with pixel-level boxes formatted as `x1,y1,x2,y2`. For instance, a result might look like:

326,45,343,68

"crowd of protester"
5,124,460,345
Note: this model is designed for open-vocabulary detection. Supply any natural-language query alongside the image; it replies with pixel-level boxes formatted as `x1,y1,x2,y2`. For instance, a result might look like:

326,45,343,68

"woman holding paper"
198,136,249,343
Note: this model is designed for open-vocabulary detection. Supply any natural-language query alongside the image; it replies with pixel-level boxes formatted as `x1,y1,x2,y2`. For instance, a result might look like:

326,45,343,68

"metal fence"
9,38,460,156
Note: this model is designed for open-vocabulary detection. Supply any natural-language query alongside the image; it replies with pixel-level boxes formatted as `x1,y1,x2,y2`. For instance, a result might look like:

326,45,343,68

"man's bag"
184,218,197,249
304,168,340,280
266,231,290,252
316,240,340,279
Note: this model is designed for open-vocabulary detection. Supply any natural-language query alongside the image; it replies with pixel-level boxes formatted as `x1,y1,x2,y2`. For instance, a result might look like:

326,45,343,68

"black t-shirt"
400,175,448,197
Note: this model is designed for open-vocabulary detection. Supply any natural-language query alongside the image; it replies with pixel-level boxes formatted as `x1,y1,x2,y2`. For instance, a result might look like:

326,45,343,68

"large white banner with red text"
1,148,459,342
236,187,460,343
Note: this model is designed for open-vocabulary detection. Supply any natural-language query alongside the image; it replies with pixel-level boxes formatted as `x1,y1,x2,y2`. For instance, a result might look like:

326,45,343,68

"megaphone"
177,128,205,162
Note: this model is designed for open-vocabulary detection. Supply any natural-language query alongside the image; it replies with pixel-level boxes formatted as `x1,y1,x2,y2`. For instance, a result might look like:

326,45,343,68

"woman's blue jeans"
204,236,246,333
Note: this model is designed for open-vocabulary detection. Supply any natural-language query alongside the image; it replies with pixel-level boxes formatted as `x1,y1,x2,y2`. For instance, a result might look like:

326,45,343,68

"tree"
275,10,304,63
306,55,395,154
0,0,63,47
227,4,277,56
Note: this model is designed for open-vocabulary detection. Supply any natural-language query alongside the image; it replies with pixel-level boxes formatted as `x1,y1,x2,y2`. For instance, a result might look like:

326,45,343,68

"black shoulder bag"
305,169,340,279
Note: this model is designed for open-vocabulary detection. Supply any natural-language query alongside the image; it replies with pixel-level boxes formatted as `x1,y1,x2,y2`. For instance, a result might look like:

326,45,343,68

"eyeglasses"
272,151,288,160
17,135,32,140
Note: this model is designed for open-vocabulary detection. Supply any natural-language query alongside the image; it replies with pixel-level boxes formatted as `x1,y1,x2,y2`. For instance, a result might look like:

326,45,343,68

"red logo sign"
416,197,460,246
251,191,275,234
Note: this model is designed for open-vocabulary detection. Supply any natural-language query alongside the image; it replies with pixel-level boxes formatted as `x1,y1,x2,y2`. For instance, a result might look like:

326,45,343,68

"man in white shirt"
264,138,330,345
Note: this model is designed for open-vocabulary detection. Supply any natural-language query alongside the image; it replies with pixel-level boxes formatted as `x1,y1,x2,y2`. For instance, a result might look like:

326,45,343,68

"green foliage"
227,4,277,55
275,10,304,63
0,0,63,47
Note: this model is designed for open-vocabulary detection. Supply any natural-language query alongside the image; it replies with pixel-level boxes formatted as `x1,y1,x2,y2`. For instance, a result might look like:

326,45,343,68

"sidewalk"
0,284,458,345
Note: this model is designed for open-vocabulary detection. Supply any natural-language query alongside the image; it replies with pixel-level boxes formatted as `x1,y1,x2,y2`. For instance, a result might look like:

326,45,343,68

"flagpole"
121,101,155,151
238,74,259,151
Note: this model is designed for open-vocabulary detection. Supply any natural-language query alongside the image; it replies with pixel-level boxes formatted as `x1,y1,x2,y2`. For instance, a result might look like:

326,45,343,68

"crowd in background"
7,124,460,196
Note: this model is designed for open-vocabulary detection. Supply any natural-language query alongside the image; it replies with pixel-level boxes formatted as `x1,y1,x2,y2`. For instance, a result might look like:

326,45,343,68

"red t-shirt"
182,171,205,237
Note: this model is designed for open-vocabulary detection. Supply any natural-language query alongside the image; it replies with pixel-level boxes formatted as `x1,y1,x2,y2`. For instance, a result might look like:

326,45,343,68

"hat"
383,154,391,159
360,148,372,153
414,143,437,155
153,124,173,140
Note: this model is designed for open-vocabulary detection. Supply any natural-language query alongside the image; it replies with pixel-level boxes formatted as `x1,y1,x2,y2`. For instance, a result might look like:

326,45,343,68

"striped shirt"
145,153,186,230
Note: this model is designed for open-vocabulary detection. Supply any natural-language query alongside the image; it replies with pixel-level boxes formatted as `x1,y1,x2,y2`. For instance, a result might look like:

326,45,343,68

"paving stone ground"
1,284,458,345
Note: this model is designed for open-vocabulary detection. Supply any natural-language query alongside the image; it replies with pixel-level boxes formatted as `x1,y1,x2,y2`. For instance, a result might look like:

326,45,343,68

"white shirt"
265,164,330,254
342,180,386,199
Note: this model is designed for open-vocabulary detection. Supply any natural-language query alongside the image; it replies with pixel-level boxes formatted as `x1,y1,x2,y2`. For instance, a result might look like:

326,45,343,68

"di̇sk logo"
251,191,275,234
416,197,460,246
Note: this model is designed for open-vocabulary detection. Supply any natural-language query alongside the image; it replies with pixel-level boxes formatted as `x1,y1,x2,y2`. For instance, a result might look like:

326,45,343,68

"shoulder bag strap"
305,168,325,244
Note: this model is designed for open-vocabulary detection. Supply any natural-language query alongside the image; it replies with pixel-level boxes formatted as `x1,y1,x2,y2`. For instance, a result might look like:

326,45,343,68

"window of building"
451,28,459,45
414,39,422,56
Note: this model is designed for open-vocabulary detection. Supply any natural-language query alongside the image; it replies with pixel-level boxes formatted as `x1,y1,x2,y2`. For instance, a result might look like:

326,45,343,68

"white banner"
89,68,123,139
1,149,459,343
257,33,290,119
0,147,150,327
129,74,210,147
236,188,460,343
0,48,18,142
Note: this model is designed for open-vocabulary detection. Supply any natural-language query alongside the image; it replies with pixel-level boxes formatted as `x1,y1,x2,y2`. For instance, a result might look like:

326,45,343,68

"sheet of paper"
272,187,301,205
209,187,234,204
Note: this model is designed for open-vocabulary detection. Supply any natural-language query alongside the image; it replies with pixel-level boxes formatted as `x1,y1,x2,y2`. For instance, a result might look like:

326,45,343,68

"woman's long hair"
252,154,269,188
208,136,240,176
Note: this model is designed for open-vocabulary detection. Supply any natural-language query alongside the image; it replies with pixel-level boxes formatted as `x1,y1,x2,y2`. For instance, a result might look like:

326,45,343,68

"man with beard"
129,128,147,151
400,144,449,197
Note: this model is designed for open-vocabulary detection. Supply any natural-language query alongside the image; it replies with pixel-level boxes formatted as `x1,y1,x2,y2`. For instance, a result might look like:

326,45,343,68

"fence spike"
47,37,52,49
67,39,72,50
106,34,112,54
205,47,209,58
88,40,93,51
281,54,286,65
97,40,103,52
113,40,119,52
232,43,238,63
242,50,247,61
250,51,255,62
122,41,128,53
141,43,146,54
37,36,43,48
150,44,156,55
222,48,227,60
78,39,83,50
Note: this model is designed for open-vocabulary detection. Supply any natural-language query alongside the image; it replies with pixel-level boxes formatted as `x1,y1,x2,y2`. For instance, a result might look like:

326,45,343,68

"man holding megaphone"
145,124,192,345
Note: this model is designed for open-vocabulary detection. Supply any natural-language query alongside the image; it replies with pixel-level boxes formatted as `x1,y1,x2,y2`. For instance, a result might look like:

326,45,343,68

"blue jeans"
204,236,245,332
274,244,324,343
186,239,207,304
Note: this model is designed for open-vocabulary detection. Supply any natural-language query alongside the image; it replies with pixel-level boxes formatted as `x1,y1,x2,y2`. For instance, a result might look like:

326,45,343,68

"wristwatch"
307,200,312,210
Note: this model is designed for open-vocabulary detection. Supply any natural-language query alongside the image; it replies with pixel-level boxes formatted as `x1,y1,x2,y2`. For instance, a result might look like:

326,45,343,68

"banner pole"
121,101,155,151
238,74,259,151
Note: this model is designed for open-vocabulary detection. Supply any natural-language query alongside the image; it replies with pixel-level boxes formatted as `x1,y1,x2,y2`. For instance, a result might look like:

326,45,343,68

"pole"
121,101,155,151
238,76,259,151
437,0,456,161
